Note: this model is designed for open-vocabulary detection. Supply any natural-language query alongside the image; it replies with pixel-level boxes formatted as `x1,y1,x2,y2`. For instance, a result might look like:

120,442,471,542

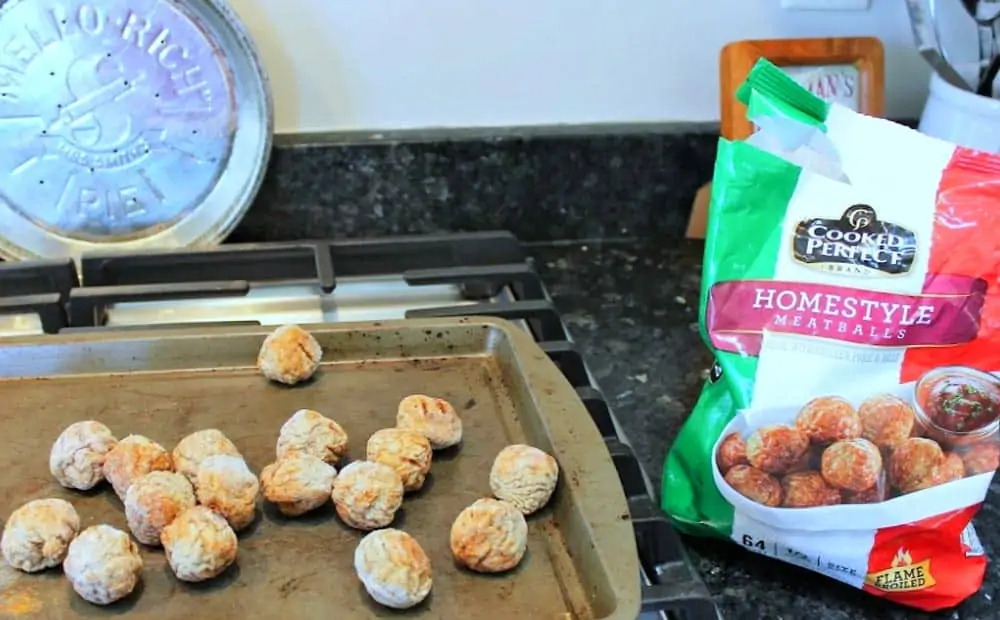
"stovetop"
0,231,717,620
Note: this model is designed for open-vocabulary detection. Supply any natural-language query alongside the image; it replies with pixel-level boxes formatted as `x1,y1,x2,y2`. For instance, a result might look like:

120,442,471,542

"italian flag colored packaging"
662,58,1000,611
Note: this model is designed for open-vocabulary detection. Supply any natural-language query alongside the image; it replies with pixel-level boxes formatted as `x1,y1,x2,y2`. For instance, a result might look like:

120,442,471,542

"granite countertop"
527,238,998,620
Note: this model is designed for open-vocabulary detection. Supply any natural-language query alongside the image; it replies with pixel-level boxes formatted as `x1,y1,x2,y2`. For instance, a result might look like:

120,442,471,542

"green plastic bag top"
661,58,1000,612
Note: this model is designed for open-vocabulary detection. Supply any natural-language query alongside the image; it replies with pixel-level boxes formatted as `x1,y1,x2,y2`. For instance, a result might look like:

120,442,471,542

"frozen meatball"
161,506,238,582
196,455,260,531
780,472,841,508
49,421,118,491
354,528,433,609
396,394,463,450
124,471,196,546
489,444,560,515
260,454,337,517
821,438,882,492
1,498,80,572
63,525,142,605
795,396,862,445
716,432,748,474
889,437,944,494
961,441,1000,476
723,465,783,507
276,409,349,465
858,394,916,451
332,461,404,530
450,498,528,573
103,434,173,501
745,425,809,474
366,428,433,492
172,429,241,484
257,324,322,385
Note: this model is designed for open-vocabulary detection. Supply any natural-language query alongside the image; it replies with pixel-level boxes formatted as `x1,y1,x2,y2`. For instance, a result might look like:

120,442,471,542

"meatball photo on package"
662,58,1000,613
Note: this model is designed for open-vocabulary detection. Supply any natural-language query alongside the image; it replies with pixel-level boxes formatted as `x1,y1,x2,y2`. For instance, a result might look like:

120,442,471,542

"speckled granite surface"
228,132,717,244
528,238,999,620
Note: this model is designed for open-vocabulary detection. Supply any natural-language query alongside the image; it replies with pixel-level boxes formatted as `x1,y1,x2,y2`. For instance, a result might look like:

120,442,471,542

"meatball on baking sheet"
0,320,637,619
713,385,999,529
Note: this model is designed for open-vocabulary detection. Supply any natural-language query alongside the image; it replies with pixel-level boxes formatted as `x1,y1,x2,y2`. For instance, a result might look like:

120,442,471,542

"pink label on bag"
707,275,987,356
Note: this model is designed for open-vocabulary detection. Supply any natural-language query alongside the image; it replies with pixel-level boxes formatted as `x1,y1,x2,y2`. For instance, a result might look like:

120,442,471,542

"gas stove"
0,231,716,620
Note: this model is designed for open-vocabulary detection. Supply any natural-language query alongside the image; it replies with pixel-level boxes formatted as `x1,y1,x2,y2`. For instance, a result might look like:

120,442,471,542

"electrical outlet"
780,0,871,9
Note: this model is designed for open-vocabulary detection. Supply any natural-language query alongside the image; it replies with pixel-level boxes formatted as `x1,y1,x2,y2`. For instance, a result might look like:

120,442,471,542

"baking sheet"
0,318,638,619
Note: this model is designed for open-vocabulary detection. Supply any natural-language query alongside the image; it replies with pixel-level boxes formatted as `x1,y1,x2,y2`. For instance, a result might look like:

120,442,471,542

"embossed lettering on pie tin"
0,0,272,260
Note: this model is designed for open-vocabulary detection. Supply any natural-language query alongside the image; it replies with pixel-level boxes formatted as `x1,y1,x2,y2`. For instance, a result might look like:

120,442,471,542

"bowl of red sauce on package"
913,366,1000,449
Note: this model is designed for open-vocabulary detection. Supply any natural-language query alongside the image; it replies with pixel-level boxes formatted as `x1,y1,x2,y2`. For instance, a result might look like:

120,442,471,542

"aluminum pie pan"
0,0,272,261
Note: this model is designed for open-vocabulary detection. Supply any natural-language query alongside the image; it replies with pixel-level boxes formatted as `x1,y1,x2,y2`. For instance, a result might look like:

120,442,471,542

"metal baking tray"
0,317,639,619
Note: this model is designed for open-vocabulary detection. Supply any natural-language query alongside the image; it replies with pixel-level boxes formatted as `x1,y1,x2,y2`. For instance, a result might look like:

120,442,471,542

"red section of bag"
862,505,986,611
901,148,1000,384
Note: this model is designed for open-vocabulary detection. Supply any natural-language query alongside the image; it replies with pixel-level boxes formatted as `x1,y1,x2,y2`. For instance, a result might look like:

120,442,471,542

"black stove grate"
0,258,78,333
0,231,717,619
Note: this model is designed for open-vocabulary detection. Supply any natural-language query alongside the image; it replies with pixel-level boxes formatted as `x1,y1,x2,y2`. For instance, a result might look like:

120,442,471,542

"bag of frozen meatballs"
663,59,1000,611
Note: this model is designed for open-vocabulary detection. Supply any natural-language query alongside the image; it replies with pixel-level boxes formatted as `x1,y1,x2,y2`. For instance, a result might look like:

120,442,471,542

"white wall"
227,0,976,136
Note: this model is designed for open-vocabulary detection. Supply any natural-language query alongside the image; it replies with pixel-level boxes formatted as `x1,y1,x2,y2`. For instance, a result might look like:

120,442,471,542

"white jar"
918,70,1000,153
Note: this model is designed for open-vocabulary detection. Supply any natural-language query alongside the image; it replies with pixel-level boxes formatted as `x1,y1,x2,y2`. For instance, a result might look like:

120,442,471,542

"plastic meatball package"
662,58,1000,611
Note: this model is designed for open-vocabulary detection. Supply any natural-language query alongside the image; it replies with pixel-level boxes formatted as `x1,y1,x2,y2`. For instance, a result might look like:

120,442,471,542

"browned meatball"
821,438,882,492
889,438,944,493
843,469,888,504
960,441,1000,476
912,451,966,493
723,465,782,507
781,472,841,508
858,394,915,451
795,396,862,445
939,451,966,481
716,433,748,474
745,425,810,474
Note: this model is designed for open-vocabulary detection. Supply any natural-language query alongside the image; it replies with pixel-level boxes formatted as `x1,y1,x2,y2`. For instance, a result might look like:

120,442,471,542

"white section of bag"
749,167,938,409
823,104,956,199
776,170,933,295
918,70,1000,154
745,125,847,183
962,522,986,557
729,511,873,588
752,335,907,410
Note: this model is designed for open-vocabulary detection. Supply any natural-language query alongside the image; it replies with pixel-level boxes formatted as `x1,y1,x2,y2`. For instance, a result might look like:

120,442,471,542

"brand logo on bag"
793,205,916,277
864,548,936,592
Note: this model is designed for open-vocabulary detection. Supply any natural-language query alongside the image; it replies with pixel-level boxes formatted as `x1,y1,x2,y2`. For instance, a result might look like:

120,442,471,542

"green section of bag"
661,139,803,536
738,57,831,129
